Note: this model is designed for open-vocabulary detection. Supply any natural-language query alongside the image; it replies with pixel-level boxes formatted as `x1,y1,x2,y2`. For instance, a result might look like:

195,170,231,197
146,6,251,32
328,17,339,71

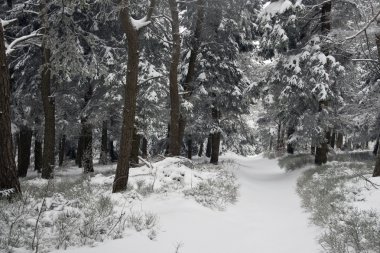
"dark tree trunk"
330,130,336,149
210,132,221,165
210,107,221,165
269,135,273,151
373,145,380,177
41,47,55,178
7,0,12,8
34,138,42,172
315,131,330,165
178,0,205,146
0,23,21,195
168,0,181,156
109,140,118,162
276,121,282,151
336,132,343,149
142,137,148,159
100,120,108,165
82,121,93,173
198,141,203,157
286,126,295,154
113,0,156,193
206,134,212,158
17,127,33,177
187,136,192,160
76,136,84,167
311,145,316,155
130,128,141,166
58,134,66,167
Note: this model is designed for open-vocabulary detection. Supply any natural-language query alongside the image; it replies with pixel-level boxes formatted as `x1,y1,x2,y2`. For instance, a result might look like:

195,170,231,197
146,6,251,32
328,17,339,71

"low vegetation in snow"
297,156,380,253
0,157,239,253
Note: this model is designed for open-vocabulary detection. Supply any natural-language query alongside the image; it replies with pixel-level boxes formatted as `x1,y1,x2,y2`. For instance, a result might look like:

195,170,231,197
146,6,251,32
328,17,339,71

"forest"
1,0,380,253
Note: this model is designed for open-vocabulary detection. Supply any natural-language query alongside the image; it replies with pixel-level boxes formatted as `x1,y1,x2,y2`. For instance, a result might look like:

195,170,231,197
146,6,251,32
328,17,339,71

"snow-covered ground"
54,154,321,253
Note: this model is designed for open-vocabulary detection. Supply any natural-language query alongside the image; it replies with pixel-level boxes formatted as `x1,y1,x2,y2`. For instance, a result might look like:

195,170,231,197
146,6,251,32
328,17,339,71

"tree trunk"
206,134,212,158
130,128,141,166
315,131,330,165
82,121,93,173
373,145,380,177
109,140,118,162
142,137,148,159
0,22,21,195
210,132,221,165
198,141,203,157
17,127,33,177
336,132,343,149
168,0,181,156
100,120,108,165
330,130,336,149
40,45,55,178
187,136,192,160
276,121,282,151
113,0,156,193
269,135,273,151
34,138,42,172
58,134,66,167
286,126,295,154
178,0,205,146
76,136,84,167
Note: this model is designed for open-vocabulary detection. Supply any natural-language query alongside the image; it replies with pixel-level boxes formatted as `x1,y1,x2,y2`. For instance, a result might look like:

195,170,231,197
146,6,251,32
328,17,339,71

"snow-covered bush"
297,160,380,253
184,169,239,210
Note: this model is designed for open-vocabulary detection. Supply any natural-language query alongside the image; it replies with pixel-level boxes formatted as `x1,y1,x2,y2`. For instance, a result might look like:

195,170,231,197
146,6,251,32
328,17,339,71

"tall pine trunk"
168,0,181,156
58,134,66,167
0,23,21,195
286,126,295,154
186,136,192,159
82,121,93,173
198,141,203,157
210,107,221,165
142,137,148,159
130,128,140,166
336,132,343,150
17,126,33,177
34,138,43,172
100,120,108,164
330,130,336,149
206,134,212,158
76,136,84,167
373,33,380,176
113,0,156,193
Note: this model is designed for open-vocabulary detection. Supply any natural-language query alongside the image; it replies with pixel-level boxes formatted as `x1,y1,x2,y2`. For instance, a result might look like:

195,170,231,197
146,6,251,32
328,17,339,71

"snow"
131,17,151,31
53,154,320,253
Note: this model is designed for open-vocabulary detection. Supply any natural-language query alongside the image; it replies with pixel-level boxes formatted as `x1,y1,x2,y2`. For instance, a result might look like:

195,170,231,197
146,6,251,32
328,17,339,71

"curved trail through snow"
57,154,321,253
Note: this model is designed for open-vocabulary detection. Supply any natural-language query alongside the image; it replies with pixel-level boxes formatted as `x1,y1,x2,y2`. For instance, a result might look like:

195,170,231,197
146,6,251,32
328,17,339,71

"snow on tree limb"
345,9,380,40
6,29,43,55
0,18,17,28
131,17,152,31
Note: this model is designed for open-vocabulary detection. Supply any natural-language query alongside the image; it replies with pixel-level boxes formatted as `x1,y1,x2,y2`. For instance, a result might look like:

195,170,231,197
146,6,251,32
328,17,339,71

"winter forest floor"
53,154,321,253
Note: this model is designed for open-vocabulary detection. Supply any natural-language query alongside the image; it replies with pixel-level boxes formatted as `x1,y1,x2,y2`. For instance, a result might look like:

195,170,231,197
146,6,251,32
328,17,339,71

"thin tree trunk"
210,132,221,165
373,33,380,176
276,121,282,151
40,1,55,179
0,22,21,195
17,127,33,177
100,120,108,165
76,136,84,167
198,141,203,157
330,130,336,149
187,136,192,159
113,0,156,193
269,135,273,151
168,0,181,156
142,137,148,159
34,138,42,172
286,126,295,154
130,128,141,166
336,132,343,150
206,134,212,158
315,131,330,165
82,121,93,173
58,134,66,167
373,142,380,177
178,0,205,146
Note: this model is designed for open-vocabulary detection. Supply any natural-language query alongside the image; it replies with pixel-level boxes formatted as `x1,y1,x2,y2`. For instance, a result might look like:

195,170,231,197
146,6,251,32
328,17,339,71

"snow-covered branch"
345,9,380,40
1,18,17,28
6,29,43,55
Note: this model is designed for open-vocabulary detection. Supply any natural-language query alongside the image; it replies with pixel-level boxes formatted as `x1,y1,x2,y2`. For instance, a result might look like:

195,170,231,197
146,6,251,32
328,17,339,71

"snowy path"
57,155,321,253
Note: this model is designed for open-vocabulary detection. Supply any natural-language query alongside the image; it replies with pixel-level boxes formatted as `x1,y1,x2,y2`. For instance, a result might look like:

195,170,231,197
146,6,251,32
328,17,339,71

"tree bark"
276,121,282,151
142,137,148,159
168,0,181,156
186,136,192,159
178,0,205,146
206,134,212,158
130,128,141,166
198,141,203,157
373,142,380,177
58,134,66,167
113,0,156,193
210,107,221,165
286,126,295,154
17,127,33,177
82,121,93,173
0,22,21,195
336,132,343,150
76,136,84,167
315,131,330,165
330,130,336,149
34,138,42,172
109,140,118,162
100,120,108,165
